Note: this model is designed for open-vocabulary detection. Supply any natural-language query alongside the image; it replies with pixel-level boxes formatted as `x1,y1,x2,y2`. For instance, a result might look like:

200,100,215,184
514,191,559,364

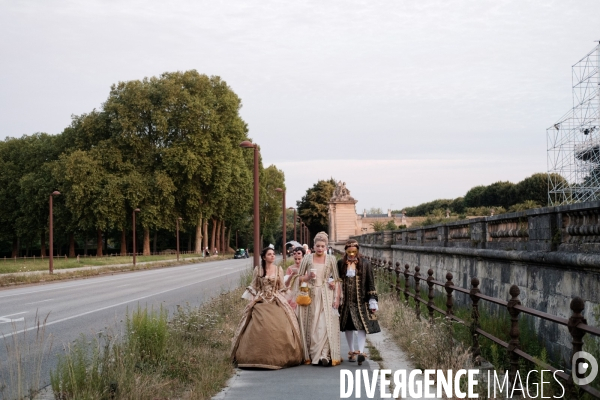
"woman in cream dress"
231,247,303,369
293,232,342,366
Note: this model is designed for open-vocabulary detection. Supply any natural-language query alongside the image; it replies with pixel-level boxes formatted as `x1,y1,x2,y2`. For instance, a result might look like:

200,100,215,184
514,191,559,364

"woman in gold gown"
231,247,303,369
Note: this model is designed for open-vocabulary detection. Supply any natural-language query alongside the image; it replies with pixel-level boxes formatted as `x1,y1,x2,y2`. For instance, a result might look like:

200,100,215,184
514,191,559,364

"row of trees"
0,70,286,258
398,173,565,218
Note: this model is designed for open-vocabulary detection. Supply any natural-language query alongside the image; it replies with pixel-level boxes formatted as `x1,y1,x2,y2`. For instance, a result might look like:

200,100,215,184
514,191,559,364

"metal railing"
366,255,600,398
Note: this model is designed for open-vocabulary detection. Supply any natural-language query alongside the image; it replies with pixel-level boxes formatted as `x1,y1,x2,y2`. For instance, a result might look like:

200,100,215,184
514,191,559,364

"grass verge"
0,255,233,288
49,273,250,400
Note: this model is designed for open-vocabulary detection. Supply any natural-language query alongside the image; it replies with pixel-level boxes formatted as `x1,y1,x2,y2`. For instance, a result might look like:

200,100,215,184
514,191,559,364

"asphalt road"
0,257,255,399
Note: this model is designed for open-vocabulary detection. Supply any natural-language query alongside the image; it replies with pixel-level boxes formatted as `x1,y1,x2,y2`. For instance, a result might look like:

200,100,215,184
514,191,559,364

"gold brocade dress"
231,266,303,369
295,254,342,365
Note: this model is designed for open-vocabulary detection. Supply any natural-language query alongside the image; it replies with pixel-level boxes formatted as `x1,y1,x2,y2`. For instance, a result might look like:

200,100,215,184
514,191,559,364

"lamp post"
49,191,60,274
288,207,296,242
240,140,260,268
132,208,140,267
176,217,182,261
275,188,286,262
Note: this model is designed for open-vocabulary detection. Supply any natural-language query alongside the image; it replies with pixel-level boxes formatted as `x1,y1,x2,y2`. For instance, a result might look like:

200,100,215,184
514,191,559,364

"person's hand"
333,299,339,309
370,308,377,314
327,281,335,290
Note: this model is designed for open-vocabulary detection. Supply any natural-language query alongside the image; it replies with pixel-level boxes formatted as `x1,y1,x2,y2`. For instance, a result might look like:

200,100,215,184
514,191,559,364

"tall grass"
49,286,247,400
0,313,53,400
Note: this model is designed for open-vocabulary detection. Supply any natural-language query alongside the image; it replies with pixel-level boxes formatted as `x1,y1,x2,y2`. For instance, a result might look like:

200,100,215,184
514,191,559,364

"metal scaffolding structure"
547,43,600,205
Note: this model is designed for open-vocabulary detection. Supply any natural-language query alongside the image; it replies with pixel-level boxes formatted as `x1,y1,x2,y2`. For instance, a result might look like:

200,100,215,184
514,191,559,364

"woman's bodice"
260,275,278,296
312,262,326,287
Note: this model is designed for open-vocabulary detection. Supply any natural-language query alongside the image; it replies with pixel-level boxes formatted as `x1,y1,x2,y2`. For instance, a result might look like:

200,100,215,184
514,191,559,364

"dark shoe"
357,353,368,366
320,357,330,367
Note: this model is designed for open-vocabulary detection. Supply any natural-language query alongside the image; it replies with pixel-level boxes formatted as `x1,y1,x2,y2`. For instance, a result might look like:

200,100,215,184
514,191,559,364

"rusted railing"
368,256,600,398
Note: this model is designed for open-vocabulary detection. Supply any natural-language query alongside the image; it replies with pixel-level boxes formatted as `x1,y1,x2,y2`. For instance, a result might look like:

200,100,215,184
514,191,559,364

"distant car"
234,249,248,259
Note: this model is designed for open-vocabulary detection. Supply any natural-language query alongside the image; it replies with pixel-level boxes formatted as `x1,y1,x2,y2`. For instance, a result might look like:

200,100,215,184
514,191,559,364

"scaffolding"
547,43,600,205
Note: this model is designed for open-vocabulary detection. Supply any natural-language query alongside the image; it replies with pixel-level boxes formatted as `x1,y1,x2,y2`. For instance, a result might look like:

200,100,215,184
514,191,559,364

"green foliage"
508,200,540,213
371,221,386,231
398,173,560,219
384,220,397,230
368,207,383,214
126,305,169,364
0,70,264,257
260,165,285,248
297,178,336,240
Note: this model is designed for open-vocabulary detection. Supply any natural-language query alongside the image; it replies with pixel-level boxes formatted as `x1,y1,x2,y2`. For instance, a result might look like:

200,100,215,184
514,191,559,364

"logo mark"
572,351,598,386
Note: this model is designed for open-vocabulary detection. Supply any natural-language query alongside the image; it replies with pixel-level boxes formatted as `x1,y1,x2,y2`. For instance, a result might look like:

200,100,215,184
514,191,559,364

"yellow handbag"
296,283,312,306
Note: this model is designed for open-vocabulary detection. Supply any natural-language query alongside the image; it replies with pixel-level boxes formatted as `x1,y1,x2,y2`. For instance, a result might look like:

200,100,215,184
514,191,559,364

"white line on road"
0,312,27,323
24,299,53,305
2,267,246,338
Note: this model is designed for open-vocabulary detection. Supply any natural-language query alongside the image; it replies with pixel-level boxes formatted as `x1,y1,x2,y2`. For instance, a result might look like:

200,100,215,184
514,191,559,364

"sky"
1,0,599,212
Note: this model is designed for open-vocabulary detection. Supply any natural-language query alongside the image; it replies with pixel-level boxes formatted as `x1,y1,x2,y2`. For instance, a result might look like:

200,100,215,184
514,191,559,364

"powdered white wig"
313,231,329,245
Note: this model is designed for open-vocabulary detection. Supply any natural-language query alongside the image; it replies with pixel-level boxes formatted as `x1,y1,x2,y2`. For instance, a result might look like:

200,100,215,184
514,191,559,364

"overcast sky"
1,1,599,211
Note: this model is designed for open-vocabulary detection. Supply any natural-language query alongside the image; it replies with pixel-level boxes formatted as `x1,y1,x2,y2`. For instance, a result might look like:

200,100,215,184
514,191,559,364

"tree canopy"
296,178,336,242
0,70,276,258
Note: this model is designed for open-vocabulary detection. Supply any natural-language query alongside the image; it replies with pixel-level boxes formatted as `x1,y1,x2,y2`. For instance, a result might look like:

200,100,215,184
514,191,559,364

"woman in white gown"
293,232,342,366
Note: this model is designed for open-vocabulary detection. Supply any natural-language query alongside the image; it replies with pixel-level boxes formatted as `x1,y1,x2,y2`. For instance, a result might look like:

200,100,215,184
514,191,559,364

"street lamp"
176,217,182,261
275,188,286,262
49,191,60,274
132,208,140,267
288,207,296,242
240,140,260,268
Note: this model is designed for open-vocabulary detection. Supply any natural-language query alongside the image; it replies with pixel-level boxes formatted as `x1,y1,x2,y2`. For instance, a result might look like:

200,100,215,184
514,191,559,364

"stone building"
328,181,423,250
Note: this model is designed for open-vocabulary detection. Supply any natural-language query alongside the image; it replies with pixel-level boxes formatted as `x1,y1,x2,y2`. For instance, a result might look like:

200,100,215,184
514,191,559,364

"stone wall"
353,201,600,364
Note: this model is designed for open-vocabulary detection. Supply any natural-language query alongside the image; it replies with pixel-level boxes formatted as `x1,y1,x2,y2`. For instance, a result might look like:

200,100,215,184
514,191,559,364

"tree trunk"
143,228,150,256
210,218,217,254
12,237,19,258
40,232,46,257
221,222,226,254
153,230,158,255
227,227,231,253
194,215,202,254
215,219,222,253
121,229,127,256
84,233,88,256
69,233,76,258
203,220,208,253
96,229,103,257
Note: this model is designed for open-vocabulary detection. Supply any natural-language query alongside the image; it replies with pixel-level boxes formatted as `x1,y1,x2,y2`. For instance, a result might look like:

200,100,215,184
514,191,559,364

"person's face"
263,249,275,263
314,241,326,255
293,251,303,264
346,246,358,259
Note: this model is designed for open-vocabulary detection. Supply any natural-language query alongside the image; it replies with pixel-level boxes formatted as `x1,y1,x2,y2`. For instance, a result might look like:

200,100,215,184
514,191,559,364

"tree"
371,221,385,232
260,165,285,248
368,207,383,214
384,220,397,230
297,178,336,241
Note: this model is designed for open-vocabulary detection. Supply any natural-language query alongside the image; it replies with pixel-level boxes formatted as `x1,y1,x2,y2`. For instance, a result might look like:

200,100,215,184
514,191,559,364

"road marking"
24,299,53,305
0,312,27,323
3,267,249,338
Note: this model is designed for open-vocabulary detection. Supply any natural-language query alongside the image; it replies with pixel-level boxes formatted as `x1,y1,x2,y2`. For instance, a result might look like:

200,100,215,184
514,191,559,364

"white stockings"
344,330,367,353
